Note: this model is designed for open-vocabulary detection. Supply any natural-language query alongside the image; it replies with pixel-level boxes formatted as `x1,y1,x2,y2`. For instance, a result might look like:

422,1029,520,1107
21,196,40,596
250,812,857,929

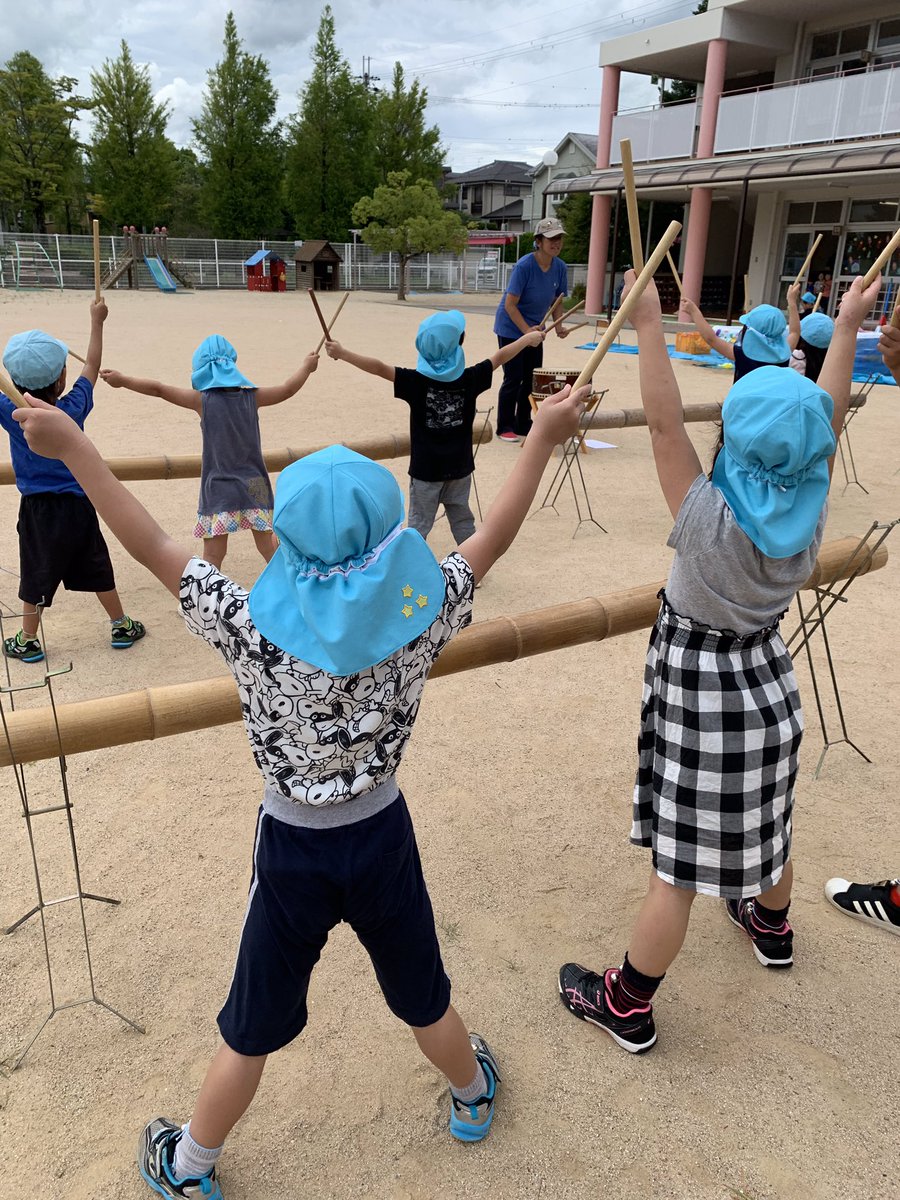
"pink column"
680,38,728,312
586,65,620,315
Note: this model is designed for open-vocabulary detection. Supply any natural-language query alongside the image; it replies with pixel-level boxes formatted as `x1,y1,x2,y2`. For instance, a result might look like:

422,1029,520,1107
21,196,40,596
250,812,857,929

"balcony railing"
610,101,697,163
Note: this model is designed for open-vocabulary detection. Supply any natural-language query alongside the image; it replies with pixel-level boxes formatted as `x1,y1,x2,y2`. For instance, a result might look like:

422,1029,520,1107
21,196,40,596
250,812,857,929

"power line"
431,96,595,108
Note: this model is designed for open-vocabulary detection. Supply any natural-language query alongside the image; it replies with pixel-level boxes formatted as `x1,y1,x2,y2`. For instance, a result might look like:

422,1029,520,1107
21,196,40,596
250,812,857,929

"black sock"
611,954,665,1010
753,898,790,928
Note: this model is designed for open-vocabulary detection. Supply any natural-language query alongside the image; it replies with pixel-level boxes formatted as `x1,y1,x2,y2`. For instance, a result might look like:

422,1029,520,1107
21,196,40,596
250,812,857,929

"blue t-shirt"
493,253,568,339
0,376,93,496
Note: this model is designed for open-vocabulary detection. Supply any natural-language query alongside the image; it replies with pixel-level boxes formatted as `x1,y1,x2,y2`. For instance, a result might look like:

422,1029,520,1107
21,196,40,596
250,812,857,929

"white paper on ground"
584,439,617,450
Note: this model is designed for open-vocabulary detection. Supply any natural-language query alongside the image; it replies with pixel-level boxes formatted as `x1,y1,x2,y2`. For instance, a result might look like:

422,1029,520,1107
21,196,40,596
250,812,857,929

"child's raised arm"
681,297,735,361
786,283,802,350
878,322,900,386
489,329,545,370
13,397,191,596
624,270,703,519
256,352,320,407
100,369,201,412
81,299,108,385
818,273,881,470
325,340,394,382
457,384,588,583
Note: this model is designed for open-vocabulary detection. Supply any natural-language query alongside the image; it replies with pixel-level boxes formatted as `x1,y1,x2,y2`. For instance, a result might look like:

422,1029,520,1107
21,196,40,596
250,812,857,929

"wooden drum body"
531,366,589,397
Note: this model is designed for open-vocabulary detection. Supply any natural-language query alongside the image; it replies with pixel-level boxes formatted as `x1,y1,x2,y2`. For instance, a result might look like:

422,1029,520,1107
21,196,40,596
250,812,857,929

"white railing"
610,101,697,163
715,63,900,154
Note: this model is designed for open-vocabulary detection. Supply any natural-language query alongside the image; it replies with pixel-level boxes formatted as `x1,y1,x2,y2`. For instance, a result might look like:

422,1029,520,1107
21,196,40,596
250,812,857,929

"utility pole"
356,56,381,93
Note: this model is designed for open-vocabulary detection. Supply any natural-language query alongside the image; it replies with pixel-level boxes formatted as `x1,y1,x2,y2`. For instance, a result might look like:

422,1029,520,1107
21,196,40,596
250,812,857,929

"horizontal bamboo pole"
0,426,494,486
0,536,885,767
585,401,721,430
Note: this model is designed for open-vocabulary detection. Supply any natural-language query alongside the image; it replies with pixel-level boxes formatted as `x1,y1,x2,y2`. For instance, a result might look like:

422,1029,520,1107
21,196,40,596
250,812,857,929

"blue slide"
144,255,177,292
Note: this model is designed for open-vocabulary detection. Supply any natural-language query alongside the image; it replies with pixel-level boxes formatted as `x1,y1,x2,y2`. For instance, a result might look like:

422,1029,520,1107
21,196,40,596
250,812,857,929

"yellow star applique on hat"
416,594,428,608
401,604,414,618
401,584,413,598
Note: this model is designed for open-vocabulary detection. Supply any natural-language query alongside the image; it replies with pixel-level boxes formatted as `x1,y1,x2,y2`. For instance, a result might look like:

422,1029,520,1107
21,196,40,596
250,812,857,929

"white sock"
450,1062,487,1104
173,1123,222,1181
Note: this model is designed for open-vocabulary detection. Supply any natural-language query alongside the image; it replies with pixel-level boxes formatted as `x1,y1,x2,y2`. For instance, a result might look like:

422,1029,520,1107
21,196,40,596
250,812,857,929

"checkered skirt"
631,596,803,899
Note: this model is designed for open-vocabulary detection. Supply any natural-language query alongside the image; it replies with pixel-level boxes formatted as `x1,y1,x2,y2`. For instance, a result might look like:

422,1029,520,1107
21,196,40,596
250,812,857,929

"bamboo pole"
585,401,721,430
619,139,644,271
0,426,494,486
0,368,27,409
666,251,684,297
315,292,350,354
307,288,331,339
792,234,823,289
862,227,900,287
0,536,885,768
572,220,681,391
92,219,101,303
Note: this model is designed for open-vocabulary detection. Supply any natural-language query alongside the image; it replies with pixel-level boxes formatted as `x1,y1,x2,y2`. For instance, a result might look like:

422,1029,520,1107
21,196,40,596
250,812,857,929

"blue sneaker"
3,631,44,663
137,1118,223,1198
448,1033,501,1143
112,615,146,649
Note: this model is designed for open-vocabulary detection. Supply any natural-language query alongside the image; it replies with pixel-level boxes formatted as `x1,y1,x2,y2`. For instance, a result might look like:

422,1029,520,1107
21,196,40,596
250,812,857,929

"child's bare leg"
185,1043,268,1150
626,871,697,977
202,535,228,568
412,1004,478,1088
95,588,125,621
758,859,793,910
251,528,278,563
21,603,41,639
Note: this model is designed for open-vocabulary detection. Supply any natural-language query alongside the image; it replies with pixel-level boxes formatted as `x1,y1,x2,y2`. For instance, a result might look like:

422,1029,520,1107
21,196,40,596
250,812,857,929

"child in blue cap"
787,283,834,382
0,300,145,661
325,311,544,544
683,298,791,380
100,336,319,569
12,374,587,1195
559,270,880,1055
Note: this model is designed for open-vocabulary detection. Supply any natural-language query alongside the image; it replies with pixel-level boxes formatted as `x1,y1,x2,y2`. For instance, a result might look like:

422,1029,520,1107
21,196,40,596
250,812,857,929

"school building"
555,0,900,319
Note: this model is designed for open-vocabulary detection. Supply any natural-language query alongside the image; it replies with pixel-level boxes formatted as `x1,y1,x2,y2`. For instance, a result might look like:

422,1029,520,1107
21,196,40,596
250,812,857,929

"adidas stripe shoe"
825,878,900,937
558,963,657,1054
448,1034,501,1143
137,1118,223,1199
726,898,793,968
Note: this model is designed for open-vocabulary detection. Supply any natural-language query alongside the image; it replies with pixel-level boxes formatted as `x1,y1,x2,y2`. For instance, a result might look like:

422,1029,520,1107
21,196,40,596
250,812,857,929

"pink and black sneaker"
558,963,657,1054
726,898,793,968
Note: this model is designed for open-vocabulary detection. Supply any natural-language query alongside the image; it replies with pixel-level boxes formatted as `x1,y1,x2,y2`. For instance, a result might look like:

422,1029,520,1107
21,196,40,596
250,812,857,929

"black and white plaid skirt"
631,595,803,899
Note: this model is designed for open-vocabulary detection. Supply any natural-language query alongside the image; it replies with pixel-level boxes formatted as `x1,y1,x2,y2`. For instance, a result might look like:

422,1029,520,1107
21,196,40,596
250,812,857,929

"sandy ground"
0,286,898,1200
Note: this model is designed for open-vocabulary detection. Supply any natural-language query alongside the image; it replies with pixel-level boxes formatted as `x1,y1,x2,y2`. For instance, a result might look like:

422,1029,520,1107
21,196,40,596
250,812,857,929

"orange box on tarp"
675,332,711,355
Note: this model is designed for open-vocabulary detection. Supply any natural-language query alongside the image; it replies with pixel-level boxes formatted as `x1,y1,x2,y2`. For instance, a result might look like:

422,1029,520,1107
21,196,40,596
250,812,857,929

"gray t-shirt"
198,387,273,518
665,475,826,634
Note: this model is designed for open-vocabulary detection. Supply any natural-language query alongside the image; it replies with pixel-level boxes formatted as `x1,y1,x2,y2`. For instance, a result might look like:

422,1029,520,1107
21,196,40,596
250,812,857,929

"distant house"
526,133,599,227
444,160,534,231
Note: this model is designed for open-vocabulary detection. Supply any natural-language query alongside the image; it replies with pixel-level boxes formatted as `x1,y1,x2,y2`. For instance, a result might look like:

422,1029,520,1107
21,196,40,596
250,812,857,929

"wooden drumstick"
892,297,900,328
863,227,900,287
547,298,586,331
0,368,27,408
307,288,332,339
792,233,823,288
620,139,644,271
666,251,684,297
68,349,86,364
315,292,350,353
812,293,823,314
93,219,101,303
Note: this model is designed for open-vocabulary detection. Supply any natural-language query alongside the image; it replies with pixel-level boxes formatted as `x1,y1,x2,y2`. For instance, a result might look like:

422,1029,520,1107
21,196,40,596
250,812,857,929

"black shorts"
17,493,116,607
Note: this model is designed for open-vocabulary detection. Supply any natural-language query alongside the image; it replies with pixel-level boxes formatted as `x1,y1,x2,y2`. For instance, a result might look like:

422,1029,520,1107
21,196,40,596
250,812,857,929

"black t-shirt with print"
393,361,493,482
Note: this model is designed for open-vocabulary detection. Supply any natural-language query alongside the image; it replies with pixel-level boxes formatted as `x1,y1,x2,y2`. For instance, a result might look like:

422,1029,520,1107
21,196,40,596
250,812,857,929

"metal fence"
0,231,587,296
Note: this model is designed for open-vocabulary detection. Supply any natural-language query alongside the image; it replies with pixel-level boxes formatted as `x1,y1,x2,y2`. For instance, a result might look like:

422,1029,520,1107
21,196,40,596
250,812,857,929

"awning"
467,233,516,245
551,139,900,196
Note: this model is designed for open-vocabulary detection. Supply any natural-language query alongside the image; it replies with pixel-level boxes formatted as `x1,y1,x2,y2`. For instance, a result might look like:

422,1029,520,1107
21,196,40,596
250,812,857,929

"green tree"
372,63,443,185
88,40,178,230
554,193,593,264
167,147,207,236
0,51,87,233
192,11,283,238
352,171,468,301
285,5,375,241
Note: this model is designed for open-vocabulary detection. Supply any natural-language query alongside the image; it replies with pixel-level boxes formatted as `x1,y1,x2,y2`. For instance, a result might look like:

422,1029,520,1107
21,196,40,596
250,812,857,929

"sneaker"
3,631,44,663
448,1034,501,1143
558,963,657,1054
112,616,146,649
137,1118,223,1199
726,898,793,968
824,877,900,937
497,431,521,443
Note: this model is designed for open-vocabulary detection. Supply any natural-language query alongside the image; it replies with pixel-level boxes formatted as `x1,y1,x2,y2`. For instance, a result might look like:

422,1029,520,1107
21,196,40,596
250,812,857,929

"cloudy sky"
6,0,697,172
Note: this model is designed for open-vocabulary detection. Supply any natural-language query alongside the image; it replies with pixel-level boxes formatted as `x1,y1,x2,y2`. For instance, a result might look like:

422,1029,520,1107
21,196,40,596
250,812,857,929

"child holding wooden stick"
100,336,318,568
787,283,834,382
559,270,880,1054
13,375,587,1197
681,298,790,380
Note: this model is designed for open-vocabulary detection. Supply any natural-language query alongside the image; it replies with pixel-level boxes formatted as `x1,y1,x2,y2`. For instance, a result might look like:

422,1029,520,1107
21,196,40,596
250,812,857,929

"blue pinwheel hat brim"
800,313,835,349
738,304,791,365
248,446,446,676
712,366,835,559
3,330,68,390
415,310,466,382
191,334,255,391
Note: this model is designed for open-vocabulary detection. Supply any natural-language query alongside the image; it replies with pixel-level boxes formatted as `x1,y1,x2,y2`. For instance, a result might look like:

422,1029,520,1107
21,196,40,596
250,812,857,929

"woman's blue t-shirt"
493,254,568,339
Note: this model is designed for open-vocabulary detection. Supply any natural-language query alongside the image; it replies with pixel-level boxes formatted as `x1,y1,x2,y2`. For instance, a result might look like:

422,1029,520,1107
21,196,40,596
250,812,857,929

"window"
877,18,900,49
807,22,876,77
787,202,814,224
849,199,898,222
815,201,843,224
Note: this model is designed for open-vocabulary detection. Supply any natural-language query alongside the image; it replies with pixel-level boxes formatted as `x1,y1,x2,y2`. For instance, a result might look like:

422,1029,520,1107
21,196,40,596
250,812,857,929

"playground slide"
144,256,177,292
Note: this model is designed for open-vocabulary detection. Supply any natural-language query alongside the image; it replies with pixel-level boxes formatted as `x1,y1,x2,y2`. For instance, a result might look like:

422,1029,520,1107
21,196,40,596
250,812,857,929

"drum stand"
0,609,143,1071
531,389,609,536
785,519,897,779
838,375,876,495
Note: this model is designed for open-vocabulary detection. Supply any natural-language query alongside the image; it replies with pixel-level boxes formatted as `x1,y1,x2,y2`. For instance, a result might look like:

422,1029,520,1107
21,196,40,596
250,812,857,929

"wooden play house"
294,240,342,291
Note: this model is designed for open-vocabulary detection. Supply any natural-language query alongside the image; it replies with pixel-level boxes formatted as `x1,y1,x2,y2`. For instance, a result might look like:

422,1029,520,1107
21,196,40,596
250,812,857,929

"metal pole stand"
785,519,898,779
838,375,876,495
532,389,609,537
0,613,143,1071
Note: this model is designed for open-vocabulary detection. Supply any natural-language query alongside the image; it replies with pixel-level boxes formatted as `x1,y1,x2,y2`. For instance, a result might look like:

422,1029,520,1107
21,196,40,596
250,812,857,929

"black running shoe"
112,616,146,649
3,631,44,663
558,963,657,1054
726,898,793,968
137,1117,222,1198
825,878,900,937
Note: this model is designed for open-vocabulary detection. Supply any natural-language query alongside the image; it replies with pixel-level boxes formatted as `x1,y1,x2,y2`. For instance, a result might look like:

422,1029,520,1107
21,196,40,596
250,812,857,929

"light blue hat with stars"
248,446,445,675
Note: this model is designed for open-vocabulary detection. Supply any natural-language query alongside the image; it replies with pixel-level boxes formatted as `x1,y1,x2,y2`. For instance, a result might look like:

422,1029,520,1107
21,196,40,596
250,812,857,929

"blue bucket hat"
801,291,816,305
248,446,446,676
415,310,466,382
191,335,255,391
3,330,68,390
712,366,836,559
799,312,834,349
738,305,790,365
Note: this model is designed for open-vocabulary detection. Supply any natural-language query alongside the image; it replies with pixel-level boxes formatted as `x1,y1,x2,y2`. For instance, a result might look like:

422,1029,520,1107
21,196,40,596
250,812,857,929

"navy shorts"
17,493,116,607
218,793,451,1056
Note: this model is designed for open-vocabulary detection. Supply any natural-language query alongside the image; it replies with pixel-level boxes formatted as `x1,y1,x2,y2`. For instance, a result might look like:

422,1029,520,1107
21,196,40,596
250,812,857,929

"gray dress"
193,388,274,538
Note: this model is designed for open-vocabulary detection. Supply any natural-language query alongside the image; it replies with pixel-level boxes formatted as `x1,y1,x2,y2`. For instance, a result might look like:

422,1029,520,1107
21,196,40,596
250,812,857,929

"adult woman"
492,216,570,442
